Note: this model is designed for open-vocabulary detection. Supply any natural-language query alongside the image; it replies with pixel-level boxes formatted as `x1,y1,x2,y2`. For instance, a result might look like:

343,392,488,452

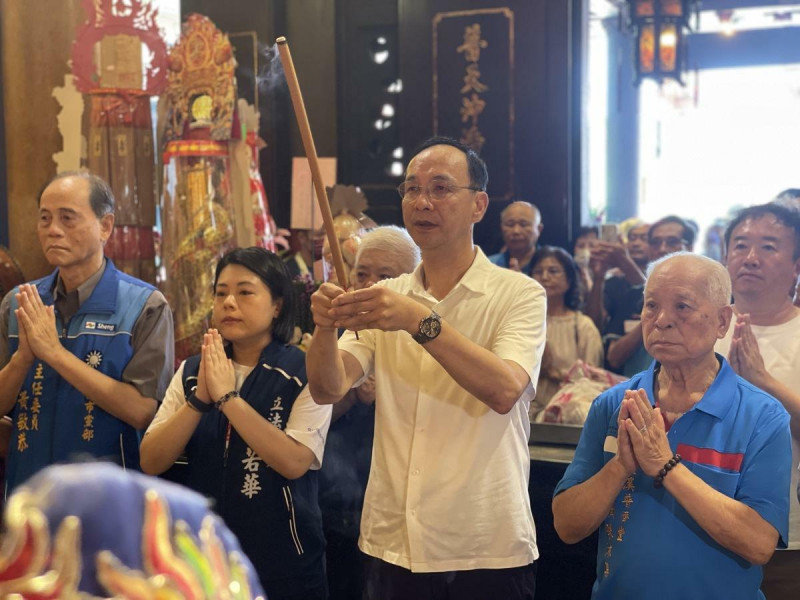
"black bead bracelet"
654,453,682,488
214,390,240,410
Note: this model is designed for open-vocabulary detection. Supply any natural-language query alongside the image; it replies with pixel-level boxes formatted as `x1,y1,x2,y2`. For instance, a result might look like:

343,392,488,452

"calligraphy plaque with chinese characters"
433,8,514,200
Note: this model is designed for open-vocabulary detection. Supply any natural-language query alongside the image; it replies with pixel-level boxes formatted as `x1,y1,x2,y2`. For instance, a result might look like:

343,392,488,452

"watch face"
421,316,441,338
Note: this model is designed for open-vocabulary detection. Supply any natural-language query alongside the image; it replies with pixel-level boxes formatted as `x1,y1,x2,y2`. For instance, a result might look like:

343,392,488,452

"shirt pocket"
685,462,740,498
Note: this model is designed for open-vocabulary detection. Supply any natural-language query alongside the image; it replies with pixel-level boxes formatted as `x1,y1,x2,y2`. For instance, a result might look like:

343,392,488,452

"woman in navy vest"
140,247,332,600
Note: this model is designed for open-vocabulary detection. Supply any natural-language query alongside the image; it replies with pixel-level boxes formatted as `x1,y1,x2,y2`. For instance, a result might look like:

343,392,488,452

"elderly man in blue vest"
0,172,174,491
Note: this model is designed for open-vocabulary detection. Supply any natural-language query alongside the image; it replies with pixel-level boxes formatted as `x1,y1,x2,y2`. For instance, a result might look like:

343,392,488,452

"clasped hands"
13,284,64,366
728,313,767,387
193,329,237,407
311,282,426,334
615,388,674,479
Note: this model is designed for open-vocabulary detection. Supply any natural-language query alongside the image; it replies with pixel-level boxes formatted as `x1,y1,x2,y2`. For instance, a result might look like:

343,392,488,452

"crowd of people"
0,140,798,600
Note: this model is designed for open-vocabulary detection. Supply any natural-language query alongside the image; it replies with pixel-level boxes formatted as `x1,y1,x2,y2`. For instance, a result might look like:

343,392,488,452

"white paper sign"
290,157,336,230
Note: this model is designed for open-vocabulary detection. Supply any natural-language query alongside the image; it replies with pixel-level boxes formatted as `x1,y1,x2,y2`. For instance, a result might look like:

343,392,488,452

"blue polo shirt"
488,250,533,275
555,356,791,600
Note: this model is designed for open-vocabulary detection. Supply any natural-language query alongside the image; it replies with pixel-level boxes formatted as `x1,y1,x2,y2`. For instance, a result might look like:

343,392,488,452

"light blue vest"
5,261,154,492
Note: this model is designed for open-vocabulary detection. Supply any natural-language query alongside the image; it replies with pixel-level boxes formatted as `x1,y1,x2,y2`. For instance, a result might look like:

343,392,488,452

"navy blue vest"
180,341,326,596
5,261,154,491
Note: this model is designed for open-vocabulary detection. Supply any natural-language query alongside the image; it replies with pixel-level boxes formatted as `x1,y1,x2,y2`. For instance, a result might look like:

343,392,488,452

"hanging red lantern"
628,0,697,84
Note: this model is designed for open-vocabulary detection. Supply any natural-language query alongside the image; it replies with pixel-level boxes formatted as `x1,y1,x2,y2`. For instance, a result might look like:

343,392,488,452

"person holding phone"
585,221,653,377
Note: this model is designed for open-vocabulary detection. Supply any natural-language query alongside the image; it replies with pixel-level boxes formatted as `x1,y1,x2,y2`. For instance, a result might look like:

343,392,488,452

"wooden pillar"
1,0,84,280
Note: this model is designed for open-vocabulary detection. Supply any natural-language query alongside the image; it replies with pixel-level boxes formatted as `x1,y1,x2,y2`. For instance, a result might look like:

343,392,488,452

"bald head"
500,201,543,257
500,201,540,223
646,252,731,308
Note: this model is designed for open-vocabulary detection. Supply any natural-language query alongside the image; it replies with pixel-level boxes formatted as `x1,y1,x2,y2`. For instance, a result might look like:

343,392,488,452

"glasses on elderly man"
397,181,483,201
648,236,686,250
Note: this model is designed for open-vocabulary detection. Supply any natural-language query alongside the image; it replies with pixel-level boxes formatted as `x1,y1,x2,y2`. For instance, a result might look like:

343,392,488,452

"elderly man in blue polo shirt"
552,252,791,600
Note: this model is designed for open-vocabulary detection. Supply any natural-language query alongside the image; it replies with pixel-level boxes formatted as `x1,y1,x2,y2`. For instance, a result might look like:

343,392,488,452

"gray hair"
500,200,541,223
356,226,420,274
39,171,115,219
646,251,731,307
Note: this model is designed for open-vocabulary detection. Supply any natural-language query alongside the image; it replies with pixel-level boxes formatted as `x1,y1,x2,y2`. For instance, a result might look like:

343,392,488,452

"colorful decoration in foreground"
626,0,698,85
0,463,264,599
71,0,169,284
161,14,239,361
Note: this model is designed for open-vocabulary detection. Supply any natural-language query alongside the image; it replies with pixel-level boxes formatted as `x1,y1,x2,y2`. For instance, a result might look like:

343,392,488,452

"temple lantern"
627,0,698,85
70,0,168,283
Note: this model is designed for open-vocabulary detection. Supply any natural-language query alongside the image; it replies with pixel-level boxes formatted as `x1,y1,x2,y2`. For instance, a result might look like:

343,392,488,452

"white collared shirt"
716,311,800,549
339,247,546,572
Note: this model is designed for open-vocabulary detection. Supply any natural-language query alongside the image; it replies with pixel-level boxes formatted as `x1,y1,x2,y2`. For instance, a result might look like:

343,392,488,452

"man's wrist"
592,269,607,283
11,349,34,370
41,344,68,369
406,304,432,336
609,455,634,480
314,324,339,335
620,259,645,284
749,370,774,394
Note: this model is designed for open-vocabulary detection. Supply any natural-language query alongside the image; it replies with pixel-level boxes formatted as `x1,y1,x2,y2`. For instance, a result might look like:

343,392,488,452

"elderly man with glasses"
307,136,545,600
647,215,696,260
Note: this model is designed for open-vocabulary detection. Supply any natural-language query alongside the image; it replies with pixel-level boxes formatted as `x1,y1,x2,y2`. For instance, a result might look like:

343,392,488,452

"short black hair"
724,202,800,261
576,225,599,239
648,215,696,247
39,172,115,219
775,188,800,201
530,245,582,310
410,136,488,191
214,247,295,344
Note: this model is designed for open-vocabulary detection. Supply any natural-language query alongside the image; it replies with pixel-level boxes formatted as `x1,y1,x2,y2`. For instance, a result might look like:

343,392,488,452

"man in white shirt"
306,136,546,600
715,202,800,600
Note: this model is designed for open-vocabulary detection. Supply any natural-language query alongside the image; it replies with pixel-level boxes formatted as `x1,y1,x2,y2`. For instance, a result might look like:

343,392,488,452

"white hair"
646,251,731,307
500,201,541,223
355,226,421,273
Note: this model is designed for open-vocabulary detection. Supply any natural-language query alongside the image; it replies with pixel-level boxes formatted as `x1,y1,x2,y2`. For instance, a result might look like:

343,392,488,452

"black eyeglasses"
648,236,686,249
397,181,482,201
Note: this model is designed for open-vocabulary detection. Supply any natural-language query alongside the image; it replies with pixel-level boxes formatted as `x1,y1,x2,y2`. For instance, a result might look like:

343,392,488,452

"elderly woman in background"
552,253,791,600
319,225,420,600
530,245,603,420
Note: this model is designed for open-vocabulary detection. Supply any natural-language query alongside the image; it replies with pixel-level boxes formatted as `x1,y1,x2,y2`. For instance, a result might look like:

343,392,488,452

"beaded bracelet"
214,390,240,410
654,453,682,488
186,393,214,413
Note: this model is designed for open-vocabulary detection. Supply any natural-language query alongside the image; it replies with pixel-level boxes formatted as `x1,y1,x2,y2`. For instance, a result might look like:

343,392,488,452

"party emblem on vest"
84,321,116,332
85,350,103,369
